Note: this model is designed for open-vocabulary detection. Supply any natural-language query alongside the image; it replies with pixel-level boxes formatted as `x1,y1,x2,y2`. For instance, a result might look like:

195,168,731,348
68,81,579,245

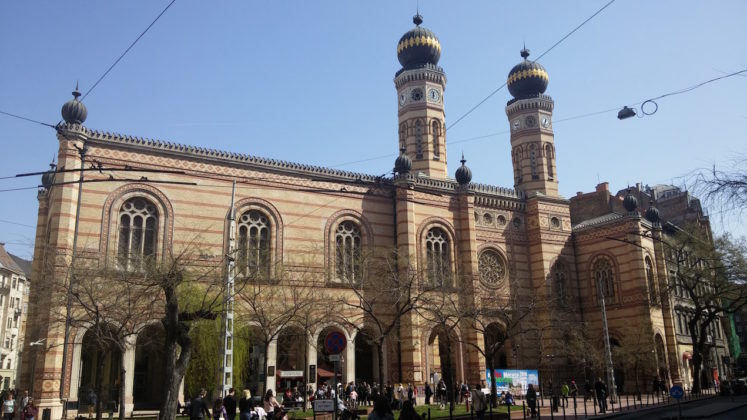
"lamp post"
597,277,617,403
29,339,45,399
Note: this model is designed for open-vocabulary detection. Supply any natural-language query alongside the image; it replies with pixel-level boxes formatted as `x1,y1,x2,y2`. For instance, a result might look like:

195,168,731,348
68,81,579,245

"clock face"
525,116,537,128
410,88,424,102
399,92,407,106
427,88,441,102
541,117,551,128
512,119,521,131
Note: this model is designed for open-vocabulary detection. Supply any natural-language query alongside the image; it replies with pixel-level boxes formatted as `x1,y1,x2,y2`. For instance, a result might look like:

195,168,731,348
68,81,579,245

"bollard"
522,401,526,420
592,397,597,416
583,397,587,418
561,400,565,420
428,408,431,420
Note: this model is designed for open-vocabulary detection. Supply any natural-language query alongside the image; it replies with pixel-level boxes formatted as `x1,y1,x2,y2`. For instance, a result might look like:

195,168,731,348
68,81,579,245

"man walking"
594,378,608,414
190,389,211,420
470,383,487,420
224,388,237,420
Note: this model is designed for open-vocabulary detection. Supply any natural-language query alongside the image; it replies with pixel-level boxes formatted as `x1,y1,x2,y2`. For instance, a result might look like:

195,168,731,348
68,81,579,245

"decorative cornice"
505,95,554,115
60,122,394,187
394,65,446,88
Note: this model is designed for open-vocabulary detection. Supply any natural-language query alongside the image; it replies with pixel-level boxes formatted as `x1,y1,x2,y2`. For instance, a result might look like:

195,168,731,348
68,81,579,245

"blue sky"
1,1,746,259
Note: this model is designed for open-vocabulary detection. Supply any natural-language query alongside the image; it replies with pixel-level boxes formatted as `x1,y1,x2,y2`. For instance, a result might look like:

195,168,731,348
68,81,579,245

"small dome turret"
455,154,472,185
507,47,549,100
623,190,638,213
645,204,660,225
41,162,57,189
394,148,412,174
397,14,441,70
61,84,87,124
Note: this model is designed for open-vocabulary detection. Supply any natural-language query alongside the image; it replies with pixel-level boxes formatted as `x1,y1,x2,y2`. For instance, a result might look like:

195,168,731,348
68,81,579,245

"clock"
399,92,407,106
525,116,537,128
427,88,441,103
512,119,521,131
410,88,424,102
541,117,551,128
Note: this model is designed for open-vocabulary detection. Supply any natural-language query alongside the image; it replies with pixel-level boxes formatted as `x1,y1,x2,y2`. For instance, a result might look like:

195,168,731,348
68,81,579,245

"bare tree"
336,249,425,393
662,226,747,393
689,157,747,213
62,258,161,420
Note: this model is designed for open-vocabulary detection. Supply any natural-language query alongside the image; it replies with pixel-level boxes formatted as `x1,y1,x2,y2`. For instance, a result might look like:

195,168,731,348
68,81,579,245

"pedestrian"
526,384,537,419
569,380,578,408
594,377,608,414
191,389,211,420
437,379,447,409
224,388,237,420
653,378,660,396
560,382,569,408
238,390,254,420
368,396,394,420
407,384,414,405
470,383,486,420
213,398,227,420
424,383,432,405
21,399,37,420
264,389,281,420
584,380,592,404
399,400,421,420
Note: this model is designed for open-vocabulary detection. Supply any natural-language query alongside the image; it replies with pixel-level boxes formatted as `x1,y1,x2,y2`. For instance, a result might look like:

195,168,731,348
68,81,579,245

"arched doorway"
133,324,166,409
426,327,461,399
241,325,266,397
354,329,377,384
654,334,668,382
484,323,509,370
610,338,625,393
78,326,122,411
276,326,307,396
317,326,346,388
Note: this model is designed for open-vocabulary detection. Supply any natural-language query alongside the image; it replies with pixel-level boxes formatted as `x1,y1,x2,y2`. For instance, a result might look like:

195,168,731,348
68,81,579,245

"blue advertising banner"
485,369,539,396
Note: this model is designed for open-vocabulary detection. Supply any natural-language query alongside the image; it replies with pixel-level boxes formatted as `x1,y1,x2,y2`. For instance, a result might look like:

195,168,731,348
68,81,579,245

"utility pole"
220,180,237,396
60,140,87,418
598,277,617,403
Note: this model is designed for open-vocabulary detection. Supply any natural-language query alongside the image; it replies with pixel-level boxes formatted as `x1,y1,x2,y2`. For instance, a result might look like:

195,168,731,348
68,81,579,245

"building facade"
0,244,30,390
22,15,727,418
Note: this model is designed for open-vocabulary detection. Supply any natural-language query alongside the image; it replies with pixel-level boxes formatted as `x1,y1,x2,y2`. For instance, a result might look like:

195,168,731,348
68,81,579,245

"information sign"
670,385,684,399
314,399,335,412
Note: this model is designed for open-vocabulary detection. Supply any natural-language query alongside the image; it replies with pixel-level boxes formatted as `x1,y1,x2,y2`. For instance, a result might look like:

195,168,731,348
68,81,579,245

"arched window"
431,120,441,158
415,120,423,158
646,256,657,305
513,148,522,183
545,144,554,179
238,210,271,279
478,249,507,288
529,144,538,179
118,197,158,270
552,261,569,306
593,258,615,301
335,221,361,283
399,122,407,151
425,228,451,286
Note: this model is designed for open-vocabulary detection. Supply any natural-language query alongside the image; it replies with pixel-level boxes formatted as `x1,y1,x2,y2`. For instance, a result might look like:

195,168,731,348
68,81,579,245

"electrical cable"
81,0,178,101
0,219,36,228
0,110,56,129
446,0,617,131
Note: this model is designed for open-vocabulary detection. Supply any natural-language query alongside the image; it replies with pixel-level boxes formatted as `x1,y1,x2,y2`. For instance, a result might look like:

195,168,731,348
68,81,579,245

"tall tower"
394,14,447,179
505,48,558,196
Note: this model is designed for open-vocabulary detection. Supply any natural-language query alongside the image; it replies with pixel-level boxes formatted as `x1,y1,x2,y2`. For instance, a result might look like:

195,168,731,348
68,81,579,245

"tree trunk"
376,341,386,394
158,283,194,420
95,349,106,420
119,350,127,420
692,353,703,394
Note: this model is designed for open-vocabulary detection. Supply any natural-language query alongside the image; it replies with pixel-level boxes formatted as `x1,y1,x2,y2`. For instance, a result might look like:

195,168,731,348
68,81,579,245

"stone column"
307,337,317,391
266,337,278,393
345,340,356,385
123,336,136,415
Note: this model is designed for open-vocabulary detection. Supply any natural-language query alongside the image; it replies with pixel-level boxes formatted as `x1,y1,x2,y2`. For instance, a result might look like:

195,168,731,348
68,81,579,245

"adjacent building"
0,243,31,390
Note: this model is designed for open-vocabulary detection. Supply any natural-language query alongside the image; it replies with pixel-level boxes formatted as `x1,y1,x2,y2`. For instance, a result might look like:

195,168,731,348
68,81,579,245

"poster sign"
314,399,335,412
485,369,539,396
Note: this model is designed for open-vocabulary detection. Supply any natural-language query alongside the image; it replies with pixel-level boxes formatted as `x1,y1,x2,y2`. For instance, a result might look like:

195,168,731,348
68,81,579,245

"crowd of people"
0,390,37,420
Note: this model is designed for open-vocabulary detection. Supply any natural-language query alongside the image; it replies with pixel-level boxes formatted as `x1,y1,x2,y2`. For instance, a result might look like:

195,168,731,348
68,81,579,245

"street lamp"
29,339,45,399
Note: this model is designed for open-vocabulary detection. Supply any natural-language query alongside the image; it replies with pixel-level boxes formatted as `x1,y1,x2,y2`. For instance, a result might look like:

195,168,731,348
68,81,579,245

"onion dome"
61,84,87,124
455,154,472,185
507,47,549,100
394,148,412,174
645,204,660,225
397,14,441,70
41,163,57,189
623,190,638,212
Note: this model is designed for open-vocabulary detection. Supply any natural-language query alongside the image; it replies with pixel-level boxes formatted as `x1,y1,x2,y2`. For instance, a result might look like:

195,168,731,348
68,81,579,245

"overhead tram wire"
445,0,617,132
0,110,56,129
81,0,178,101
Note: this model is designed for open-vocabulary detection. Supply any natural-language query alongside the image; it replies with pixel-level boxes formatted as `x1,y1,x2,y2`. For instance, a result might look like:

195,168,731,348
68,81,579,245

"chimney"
596,182,609,193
